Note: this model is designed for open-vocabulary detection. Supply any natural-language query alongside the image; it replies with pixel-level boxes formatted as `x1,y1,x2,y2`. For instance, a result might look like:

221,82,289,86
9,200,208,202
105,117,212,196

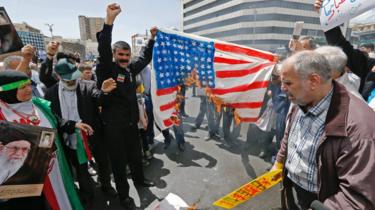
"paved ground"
90,90,281,210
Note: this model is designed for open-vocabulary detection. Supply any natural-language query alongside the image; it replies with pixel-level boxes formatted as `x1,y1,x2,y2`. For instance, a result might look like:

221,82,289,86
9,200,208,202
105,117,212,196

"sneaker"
88,165,97,176
145,150,153,160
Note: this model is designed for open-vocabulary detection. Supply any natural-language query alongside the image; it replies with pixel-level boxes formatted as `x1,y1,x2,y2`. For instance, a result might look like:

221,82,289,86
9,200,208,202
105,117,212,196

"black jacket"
96,24,154,125
44,80,104,131
39,57,59,88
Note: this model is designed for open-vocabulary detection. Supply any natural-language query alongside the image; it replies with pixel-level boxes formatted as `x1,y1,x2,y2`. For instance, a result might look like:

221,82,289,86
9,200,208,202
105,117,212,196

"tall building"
352,22,375,45
131,33,150,58
78,15,104,41
14,22,45,51
182,0,324,51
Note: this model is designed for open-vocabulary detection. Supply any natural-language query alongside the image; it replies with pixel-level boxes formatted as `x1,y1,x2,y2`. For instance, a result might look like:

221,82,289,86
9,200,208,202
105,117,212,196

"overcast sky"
2,0,181,43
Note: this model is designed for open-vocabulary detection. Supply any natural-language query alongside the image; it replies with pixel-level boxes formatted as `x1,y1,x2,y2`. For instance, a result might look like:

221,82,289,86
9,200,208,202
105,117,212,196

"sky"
1,0,375,44
1,0,181,43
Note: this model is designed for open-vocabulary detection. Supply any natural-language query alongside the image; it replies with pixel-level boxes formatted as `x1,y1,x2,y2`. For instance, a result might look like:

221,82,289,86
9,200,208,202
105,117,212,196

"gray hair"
315,46,347,75
299,36,317,50
3,55,22,70
287,51,332,83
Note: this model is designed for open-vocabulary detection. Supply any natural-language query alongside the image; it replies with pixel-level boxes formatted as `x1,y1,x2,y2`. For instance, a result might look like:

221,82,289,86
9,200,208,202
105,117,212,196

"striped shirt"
285,88,333,192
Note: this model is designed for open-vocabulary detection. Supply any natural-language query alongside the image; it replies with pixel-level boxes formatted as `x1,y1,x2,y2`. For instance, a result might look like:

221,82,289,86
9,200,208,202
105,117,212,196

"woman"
0,70,90,210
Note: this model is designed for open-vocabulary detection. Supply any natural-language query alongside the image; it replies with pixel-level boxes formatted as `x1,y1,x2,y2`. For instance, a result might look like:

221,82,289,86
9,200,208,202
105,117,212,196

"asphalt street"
90,89,281,210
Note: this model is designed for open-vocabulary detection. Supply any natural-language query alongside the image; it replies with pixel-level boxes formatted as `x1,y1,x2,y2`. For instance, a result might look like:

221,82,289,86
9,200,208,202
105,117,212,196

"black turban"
0,70,29,104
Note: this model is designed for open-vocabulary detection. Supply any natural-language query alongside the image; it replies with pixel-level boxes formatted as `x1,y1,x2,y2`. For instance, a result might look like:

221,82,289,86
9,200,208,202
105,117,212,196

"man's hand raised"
314,0,323,12
105,3,121,25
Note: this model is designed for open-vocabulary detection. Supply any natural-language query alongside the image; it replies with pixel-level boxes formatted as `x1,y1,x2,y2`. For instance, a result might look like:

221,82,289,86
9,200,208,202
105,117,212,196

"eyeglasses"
5,146,30,153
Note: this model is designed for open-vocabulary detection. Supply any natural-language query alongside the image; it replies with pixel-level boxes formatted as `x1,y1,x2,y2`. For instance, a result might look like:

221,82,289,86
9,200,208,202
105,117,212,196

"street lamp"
45,23,54,38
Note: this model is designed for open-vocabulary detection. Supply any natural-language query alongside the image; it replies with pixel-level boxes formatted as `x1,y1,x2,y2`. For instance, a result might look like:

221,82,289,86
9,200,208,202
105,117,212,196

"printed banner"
0,7,23,59
213,169,282,209
320,0,375,31
0,121,56,199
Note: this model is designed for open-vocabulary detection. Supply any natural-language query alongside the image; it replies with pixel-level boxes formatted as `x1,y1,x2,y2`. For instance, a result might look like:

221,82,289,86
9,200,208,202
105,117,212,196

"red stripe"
163,118,174,127
211,81,269,95
156,86,178,96
43,176,60,210
214,57,251,64
226,101,263,109
215,43,276,62
160,100,177,111
216,63,275,78
240,117,258,123
81,131,93,161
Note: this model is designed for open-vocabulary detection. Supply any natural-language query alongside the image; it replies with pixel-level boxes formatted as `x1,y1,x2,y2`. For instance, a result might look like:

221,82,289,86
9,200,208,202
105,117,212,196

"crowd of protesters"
1,1,375,210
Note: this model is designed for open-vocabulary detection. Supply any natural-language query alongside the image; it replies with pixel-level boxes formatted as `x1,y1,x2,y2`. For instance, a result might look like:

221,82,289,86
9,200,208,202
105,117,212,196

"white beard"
0,151,27,185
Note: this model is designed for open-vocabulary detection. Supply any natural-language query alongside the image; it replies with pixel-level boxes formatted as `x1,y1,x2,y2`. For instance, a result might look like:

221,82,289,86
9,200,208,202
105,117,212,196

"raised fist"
106,3,121,24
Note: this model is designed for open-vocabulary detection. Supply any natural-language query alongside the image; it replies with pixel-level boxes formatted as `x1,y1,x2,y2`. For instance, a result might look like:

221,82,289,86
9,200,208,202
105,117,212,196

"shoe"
88,165,97,176
178,143,185,151
101,186,117,197
190,125,199,131
145,150,153,160
120,197,136,210
134,179,155,188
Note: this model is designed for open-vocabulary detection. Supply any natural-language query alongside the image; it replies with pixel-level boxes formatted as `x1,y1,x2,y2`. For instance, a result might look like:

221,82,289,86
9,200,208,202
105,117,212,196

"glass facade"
17,31,45,51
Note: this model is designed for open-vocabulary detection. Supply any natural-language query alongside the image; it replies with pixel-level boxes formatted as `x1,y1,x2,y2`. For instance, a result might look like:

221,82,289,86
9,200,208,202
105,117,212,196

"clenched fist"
105,3,121,25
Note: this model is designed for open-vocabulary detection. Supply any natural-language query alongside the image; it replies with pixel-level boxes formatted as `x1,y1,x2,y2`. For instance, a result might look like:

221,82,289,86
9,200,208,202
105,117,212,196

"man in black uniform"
96,3,157,210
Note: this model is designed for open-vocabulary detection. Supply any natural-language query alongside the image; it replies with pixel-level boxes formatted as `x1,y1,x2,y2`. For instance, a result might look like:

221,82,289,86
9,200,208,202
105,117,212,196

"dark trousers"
140,128,149,152
89,126,112,188
63,145,95,203
145,95,155,144
285,176,318,210
104,123,144,200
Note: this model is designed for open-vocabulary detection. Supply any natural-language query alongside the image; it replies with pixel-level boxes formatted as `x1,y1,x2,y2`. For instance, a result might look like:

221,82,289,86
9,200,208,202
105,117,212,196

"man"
95,3,157,209
0,140,31,185
360,43,375,59
3,45,44,97
39,41,60,88
44,58,117,205
315,46,362,99
79,63,95,81
39,133,52,148
272,51,375,209
288,36,317,53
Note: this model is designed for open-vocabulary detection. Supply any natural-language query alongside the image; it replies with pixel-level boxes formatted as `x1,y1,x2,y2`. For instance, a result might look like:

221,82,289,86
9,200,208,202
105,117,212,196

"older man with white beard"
0,140,31,185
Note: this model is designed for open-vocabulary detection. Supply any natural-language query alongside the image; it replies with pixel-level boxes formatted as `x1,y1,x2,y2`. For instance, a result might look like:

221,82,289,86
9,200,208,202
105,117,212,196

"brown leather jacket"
276,82,375,210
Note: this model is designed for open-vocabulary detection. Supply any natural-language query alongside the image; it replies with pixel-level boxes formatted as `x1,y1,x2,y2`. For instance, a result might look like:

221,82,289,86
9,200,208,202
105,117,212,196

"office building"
182,0,324,51
78,15,104,41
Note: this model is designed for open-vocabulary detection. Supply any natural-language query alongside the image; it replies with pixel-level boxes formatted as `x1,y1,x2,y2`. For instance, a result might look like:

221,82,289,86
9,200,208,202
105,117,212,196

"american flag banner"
151,28,277,130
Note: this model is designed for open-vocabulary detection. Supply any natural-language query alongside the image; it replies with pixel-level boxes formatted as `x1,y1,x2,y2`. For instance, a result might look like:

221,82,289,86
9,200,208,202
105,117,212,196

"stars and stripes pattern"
152,28,277,129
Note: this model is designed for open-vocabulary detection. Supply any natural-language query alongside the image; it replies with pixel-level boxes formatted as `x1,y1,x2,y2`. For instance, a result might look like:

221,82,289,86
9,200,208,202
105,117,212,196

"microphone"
310,200,331,210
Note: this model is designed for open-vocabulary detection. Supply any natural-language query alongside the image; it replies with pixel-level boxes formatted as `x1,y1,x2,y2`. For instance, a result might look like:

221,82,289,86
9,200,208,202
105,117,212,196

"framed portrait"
0,121,56,199
39,131,54,148
0,7,23,59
